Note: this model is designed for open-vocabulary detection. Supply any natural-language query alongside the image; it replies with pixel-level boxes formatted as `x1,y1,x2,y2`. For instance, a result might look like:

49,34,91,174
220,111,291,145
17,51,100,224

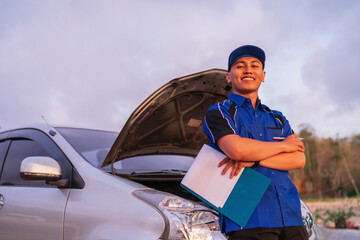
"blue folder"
181,167,271,227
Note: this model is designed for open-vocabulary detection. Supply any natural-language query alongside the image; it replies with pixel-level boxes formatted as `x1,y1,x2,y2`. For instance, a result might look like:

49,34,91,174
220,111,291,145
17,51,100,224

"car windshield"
56,127,118,168
55,127,194,171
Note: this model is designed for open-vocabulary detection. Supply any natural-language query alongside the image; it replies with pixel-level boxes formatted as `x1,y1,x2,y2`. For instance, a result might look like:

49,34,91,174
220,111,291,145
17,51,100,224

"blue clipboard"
181,147,271,227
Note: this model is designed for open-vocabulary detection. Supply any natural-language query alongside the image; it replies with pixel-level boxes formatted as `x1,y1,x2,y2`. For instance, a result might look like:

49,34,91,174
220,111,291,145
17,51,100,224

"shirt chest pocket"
265,127,283,141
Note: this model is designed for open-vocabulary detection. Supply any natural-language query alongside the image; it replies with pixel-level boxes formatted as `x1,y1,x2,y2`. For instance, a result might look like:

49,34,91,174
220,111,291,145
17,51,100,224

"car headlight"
301,200,325,240
132,189,226,240
301,200,313,237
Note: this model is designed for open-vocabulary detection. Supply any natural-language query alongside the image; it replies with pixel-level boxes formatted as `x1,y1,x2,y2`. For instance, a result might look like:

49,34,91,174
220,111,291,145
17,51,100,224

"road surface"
320,226,360,240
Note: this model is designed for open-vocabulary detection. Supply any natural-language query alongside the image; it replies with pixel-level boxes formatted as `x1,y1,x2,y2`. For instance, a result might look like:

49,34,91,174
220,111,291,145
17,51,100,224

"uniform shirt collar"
228,92,266,111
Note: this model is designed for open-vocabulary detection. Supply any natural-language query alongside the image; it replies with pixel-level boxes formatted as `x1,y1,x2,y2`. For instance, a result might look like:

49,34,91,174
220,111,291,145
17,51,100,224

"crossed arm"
217,134,306,178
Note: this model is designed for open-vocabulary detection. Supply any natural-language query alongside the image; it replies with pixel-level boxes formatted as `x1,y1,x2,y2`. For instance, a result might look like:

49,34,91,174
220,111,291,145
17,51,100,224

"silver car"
0,69,322,239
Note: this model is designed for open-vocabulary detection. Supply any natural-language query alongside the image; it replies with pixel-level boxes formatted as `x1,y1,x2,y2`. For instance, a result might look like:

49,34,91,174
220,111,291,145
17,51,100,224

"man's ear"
262,71,266,82
225,72,231,84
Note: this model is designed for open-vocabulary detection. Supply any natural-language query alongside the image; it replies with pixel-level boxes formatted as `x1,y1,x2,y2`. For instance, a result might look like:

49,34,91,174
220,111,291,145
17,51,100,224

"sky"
0,0,359,138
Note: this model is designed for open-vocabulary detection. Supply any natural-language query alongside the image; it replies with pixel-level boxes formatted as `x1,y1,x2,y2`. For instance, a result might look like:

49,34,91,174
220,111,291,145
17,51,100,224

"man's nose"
244,66,252,73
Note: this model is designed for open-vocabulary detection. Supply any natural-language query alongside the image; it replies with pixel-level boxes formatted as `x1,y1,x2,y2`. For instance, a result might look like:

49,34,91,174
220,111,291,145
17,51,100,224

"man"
203,45,308,239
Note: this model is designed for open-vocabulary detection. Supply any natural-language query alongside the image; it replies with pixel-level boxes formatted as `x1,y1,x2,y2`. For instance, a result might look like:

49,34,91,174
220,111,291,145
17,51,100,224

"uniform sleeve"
203,103,236,145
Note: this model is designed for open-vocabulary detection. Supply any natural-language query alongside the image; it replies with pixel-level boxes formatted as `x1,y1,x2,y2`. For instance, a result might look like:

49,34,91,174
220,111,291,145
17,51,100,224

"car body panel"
63,166,164,240
0,187,69,240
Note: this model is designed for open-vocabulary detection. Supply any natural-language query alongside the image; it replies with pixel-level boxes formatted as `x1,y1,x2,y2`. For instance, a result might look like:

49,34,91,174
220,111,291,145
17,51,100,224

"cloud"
302,15,360,109
0,0,359,137
258,0,360,137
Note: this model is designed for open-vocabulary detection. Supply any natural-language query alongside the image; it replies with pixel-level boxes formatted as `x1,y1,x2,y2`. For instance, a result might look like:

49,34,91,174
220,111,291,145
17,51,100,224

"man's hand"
218,156,255,179
282,134,305,153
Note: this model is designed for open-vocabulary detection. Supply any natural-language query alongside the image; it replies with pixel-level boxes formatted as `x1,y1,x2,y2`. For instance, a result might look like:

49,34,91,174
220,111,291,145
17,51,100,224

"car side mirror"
20,156,62,181
20,156,70,188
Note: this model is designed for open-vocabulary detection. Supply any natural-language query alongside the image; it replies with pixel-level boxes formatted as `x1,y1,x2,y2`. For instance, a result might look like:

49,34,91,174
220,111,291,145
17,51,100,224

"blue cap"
228,45,265,71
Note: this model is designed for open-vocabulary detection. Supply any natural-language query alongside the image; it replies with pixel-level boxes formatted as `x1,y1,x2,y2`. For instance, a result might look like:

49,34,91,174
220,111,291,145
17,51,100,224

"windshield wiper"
129,169,187,175
114,169,187,181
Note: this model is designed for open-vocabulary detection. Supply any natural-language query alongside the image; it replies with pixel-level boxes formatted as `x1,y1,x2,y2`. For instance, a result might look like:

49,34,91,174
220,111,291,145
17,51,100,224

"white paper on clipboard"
181,144,243,208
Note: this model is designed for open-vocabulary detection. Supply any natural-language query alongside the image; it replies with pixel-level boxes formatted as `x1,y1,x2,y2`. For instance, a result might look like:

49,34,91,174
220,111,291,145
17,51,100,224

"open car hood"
101,69,231,167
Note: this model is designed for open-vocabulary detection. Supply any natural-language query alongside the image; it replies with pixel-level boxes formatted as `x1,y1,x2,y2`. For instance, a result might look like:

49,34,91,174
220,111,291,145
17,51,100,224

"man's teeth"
242,77,254,81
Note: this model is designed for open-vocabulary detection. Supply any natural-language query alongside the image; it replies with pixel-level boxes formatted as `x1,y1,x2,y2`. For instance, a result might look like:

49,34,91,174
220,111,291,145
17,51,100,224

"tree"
291,125,360,199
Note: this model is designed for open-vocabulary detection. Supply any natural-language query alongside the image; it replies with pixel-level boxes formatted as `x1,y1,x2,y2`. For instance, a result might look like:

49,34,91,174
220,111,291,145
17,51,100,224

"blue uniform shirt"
203,93,304,232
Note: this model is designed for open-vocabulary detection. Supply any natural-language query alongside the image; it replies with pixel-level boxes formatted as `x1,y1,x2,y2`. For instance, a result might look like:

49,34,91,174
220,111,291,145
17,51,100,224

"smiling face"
226,56,266,99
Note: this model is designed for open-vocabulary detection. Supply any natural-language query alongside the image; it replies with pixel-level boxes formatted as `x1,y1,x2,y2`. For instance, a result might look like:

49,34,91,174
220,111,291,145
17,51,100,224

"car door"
0,129,75,240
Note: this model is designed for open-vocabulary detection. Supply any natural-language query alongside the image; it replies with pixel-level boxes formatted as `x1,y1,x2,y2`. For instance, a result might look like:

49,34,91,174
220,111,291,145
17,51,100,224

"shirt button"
259,133,263,137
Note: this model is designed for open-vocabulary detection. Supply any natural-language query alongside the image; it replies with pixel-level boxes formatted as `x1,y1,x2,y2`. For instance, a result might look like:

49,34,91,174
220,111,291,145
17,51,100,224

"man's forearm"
217,134,303,162
259,151,306,170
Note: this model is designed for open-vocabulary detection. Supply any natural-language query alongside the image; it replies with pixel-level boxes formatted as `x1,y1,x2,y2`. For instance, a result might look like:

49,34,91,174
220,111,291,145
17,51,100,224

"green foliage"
317,208,355,225
347,189,358,198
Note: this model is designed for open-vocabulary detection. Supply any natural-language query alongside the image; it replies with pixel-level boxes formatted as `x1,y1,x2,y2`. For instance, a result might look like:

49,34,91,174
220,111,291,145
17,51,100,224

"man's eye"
252,65,259,68
236,65,244,68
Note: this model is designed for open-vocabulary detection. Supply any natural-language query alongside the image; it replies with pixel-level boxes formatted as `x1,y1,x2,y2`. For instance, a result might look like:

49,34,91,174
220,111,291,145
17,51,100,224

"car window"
55,127,118,168
0,141,5,156
0,140,7,175
113,155,194,171
0,139,51,187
